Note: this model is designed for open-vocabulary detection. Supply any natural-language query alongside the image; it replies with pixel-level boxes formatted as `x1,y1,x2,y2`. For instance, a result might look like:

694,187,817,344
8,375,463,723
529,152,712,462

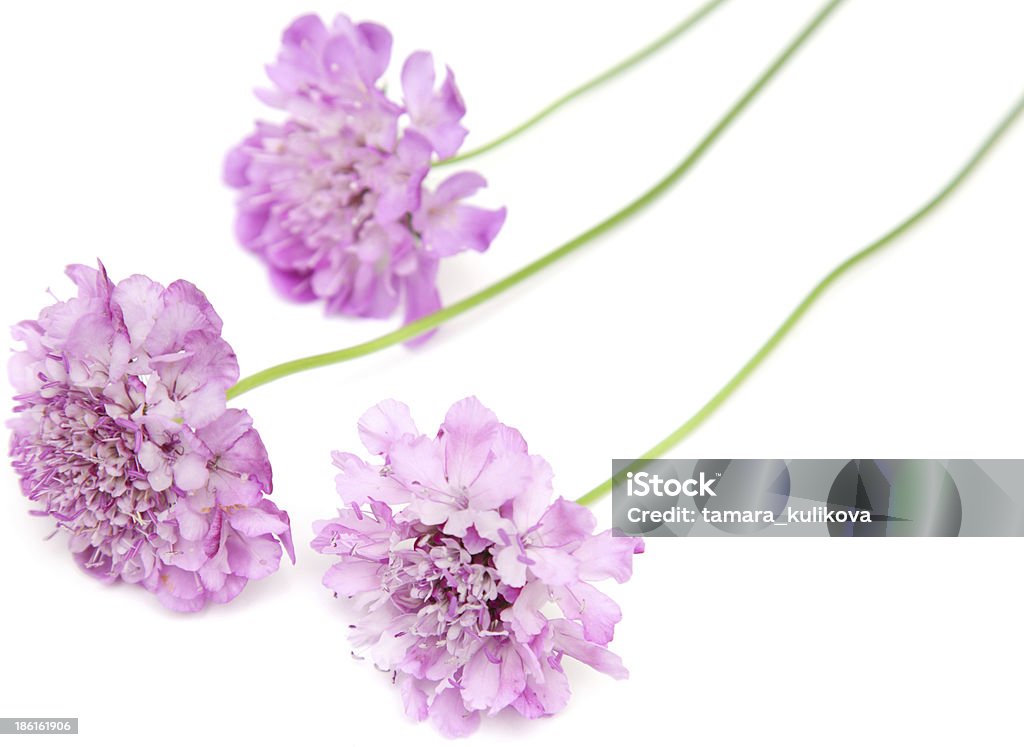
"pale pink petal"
574,530,644,583
525,547,579,586
467,453,533,511
441,396,499,490
225,531,283,580
401,52,467,159
388,435,450,497
491,645,527,714
428,687,480,738
512,455,555,531
399,675,430,722
501,581,549,639
111,274,164,349
173,452,209,492
461,646,502,711
552,581,622,646
154,566,207,613
551,619,628,680
491,544,527,589
512,659,571,719
358,399,419,454
226,504,290,537
535,498,597,550
332,451,411,505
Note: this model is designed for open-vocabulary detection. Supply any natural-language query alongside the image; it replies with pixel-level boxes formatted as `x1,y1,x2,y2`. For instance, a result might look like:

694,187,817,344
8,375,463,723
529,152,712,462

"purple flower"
8,263,294,612
312,397,643,737
225,14,506,328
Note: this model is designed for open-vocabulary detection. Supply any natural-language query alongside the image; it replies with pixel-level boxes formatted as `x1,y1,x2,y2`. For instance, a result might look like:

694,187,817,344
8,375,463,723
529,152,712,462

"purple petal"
512,658,571,719
332,451,411,505
207,574,247,605
225,531,283,581
428,687,480,738
415,172,506,257
466,453,533,511
172,452,209,492
553,581,622,645
399,675,430,722
551,619,628,680
111,274,164,349
144,280,224,355
511,455,555,531
492,645,527,714
197,409,273,496
358,399,419,455
154,567,208,613
574,530,644,583
353,21,393,85
461,646,502,711
223,144,252,188
400,256,441,342
441,396,499,491
388,435,450,500
283,14,328,52
535,498,597,550
501,581,549,638
525,547,579,586
491,544,527,589
269,266,318,302
433,171,487,204
401,53,468,159
226,503,290,537
323,559,382,595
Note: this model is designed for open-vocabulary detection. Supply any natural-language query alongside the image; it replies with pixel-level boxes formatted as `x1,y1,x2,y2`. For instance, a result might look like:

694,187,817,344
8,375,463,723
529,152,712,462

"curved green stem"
575,91,1024,506
436,0,731,167
227,0,845,401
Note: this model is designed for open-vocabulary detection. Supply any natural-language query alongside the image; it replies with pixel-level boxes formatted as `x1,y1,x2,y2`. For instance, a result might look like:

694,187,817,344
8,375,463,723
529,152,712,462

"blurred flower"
8,263,294,612
225,14,506,327
313,397,642,737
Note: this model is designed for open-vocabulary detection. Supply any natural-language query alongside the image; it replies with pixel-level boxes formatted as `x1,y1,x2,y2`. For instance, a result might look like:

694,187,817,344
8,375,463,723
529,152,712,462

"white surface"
2,1,1023,744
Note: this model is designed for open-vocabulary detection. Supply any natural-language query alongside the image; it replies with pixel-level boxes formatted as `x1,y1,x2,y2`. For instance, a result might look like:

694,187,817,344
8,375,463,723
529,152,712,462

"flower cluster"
8,263,294,612
225,14,507,326
313,397,643,737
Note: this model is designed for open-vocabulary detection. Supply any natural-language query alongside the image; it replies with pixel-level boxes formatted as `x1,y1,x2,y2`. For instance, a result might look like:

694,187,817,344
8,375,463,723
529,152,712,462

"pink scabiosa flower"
312,397,643,737
224,14,506,327
8,263,294,612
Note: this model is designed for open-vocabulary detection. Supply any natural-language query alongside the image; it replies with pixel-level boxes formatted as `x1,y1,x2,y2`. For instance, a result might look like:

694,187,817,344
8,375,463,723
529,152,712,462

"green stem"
436,0,732,167
575,91,1024,506
227,0,845,401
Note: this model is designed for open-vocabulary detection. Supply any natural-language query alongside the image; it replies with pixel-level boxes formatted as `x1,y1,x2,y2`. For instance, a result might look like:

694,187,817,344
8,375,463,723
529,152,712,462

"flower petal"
552,581,622,645
358,399,419,455
428,687,480,738
574,530,645,583
461,645,502,711
441,396,499,490
551,619,628,680
323,560,382,595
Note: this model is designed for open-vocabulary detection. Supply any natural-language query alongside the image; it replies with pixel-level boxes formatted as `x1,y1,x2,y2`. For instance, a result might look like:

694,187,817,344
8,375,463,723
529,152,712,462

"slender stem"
575,91,1024,506
227,0,845,401
436,0,732,167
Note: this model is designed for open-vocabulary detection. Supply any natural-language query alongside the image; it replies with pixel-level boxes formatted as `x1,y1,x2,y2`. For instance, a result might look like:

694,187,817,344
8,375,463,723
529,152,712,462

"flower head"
8,263,294,612
225,14,506,327
313,397,643,737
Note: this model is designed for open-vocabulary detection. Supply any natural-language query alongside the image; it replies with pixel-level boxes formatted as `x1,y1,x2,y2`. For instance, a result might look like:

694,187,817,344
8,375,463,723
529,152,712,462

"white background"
2,1,1023,744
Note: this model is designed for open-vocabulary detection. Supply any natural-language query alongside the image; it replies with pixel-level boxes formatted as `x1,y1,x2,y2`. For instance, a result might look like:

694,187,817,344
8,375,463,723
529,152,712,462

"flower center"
11,378,175,575
382,532,510,641
264,126,377,260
